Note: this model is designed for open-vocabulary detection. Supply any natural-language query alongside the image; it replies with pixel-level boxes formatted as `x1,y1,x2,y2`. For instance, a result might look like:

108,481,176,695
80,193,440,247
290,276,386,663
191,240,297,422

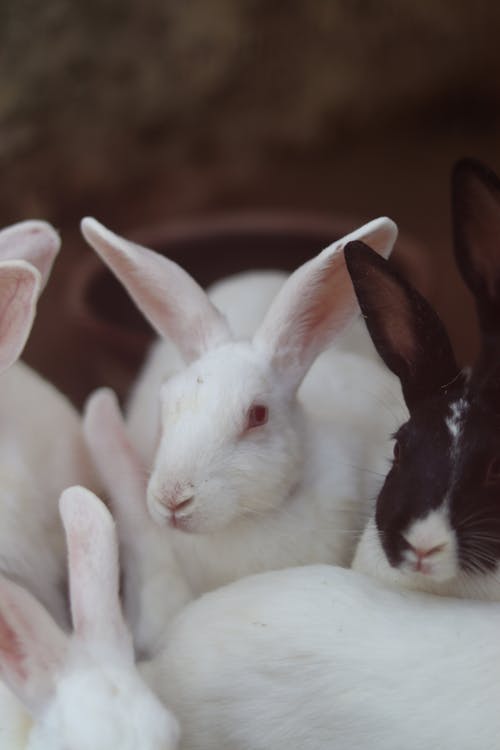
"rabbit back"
158,564,500,750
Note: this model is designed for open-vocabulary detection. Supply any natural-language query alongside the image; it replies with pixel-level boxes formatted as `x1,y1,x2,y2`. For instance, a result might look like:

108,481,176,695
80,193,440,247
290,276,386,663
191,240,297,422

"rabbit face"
147,342,305,534
373,380,462,583
376,364,500,584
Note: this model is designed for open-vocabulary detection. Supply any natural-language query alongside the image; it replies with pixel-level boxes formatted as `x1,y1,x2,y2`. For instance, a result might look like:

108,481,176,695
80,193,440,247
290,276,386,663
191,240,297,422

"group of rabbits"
0,157,499,749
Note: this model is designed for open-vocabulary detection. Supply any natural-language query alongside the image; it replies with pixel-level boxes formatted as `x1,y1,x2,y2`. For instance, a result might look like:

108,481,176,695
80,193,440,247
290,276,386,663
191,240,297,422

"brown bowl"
64,212,435,406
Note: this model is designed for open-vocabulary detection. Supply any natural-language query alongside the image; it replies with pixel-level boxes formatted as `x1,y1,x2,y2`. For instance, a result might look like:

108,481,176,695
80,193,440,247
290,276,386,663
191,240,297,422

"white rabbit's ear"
59,486,133,660
0,260,41,373
80,217,232,363
253,217,398,391
83,388,148,528
0,220,60,290
0,575,67,715
83,389,193,657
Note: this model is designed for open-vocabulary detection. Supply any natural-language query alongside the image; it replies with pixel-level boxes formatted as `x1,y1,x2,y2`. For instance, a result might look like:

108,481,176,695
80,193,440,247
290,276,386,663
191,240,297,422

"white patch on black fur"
402,509,458,582
445,397,468,454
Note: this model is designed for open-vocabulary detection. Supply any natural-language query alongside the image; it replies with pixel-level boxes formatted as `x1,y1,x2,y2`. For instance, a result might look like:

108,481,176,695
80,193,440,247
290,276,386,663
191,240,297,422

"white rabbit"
84,380,395,660
81,217,404,605
0,221,97,627
150,562,500,750
0,485,180,750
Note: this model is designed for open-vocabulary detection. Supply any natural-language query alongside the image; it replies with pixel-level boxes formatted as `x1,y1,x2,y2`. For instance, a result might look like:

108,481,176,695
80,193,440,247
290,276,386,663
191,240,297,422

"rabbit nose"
410,543,447,560
165,495,194,512
406,542,447,573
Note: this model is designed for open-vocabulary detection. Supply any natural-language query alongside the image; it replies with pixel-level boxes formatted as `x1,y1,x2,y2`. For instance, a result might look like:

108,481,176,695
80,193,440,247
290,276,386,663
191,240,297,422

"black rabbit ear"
452,158,500,338
345,241,459,411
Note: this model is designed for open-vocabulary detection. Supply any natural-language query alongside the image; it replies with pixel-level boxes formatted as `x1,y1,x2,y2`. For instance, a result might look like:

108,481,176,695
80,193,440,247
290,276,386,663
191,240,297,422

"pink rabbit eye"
247,404,269,430
486,456,500,486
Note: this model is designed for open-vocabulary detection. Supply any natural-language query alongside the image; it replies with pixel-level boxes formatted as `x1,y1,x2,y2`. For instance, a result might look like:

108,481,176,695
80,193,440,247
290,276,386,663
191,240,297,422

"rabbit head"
0,486,179,750
81,216,397,534
346,159,500,595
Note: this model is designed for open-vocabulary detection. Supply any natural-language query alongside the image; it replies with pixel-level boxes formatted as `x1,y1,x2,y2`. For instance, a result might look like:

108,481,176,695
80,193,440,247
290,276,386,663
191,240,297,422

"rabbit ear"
83,388,193,657
0,260,41,373
83,388,149,529
0,575,67,715
345,240,459,411
0,220,60,290
252,217,398,391
59,486,133,661
81,218,232,364
452,158,500,340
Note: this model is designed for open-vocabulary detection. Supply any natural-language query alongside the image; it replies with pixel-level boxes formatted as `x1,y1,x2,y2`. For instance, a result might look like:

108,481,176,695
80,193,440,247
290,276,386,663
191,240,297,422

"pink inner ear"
0,612,27,681
0,263,39,374
66,525,91,635
265,255,356,378
0,222,60,290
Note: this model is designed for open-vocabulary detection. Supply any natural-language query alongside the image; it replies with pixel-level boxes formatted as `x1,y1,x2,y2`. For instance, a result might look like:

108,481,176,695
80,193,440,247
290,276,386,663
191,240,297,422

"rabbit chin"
397,554,458,583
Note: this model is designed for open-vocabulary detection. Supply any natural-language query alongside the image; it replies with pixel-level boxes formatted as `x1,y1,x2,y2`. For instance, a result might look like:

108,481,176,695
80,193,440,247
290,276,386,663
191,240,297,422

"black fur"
452,158,500,339
345,160,500,581
345,241,459,412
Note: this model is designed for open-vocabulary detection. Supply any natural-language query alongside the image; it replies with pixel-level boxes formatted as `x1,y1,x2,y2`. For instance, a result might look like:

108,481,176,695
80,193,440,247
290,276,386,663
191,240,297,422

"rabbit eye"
247,404,269,430
486,456,500,486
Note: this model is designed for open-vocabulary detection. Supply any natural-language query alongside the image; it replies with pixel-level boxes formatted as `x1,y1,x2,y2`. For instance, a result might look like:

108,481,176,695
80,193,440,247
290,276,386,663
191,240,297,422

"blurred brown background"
2,0,500,405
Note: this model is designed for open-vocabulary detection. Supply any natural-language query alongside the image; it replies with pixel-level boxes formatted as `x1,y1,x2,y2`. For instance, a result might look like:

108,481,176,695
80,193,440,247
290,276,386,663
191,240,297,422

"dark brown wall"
2,1,500,403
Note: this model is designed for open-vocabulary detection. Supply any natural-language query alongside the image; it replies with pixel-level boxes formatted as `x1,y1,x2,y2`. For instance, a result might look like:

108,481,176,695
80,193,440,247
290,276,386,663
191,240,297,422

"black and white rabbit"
349,158,500,599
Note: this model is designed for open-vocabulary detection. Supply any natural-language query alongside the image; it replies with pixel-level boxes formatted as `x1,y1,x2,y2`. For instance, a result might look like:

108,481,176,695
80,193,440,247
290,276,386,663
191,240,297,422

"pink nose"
165,495,194,512
407,542,446,573
410,543,446,561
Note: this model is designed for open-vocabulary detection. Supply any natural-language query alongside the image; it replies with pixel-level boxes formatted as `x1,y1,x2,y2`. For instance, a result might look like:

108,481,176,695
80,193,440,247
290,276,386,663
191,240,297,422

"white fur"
83,389,193,658
446,397,468,451
0,223,97,628
0,361,96,623
353,518,500,599
27,652,178,750
81,217,405,650
84,388,391,653
0,487,179,750
401,509,458,580
151,563,500,750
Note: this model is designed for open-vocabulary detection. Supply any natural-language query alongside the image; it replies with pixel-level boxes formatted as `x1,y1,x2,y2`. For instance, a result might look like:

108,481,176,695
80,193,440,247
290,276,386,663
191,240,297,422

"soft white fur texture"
152,563,500,750
353,516,500,599
0,222,97,628
83,389,193,658
0,487,179,750
81,217,406,653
